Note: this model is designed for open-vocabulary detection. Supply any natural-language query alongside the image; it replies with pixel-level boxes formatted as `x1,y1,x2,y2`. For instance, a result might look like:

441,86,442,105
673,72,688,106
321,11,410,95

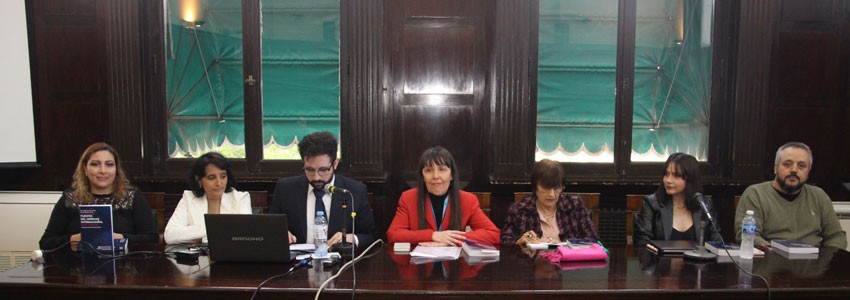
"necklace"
538,209,555,223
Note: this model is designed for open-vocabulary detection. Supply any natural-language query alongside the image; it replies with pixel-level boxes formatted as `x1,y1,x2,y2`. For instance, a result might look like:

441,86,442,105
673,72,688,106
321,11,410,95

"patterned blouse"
500,193,599,245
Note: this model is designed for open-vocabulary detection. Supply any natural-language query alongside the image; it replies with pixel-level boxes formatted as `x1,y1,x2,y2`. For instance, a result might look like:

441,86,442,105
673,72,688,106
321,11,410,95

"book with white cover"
462,240,499,257
410,246,461,260
705,241,764,257
771,239,819,254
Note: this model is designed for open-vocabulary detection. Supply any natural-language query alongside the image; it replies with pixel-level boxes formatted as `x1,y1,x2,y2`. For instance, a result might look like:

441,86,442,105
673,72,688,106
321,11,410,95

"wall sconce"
180,0,207,28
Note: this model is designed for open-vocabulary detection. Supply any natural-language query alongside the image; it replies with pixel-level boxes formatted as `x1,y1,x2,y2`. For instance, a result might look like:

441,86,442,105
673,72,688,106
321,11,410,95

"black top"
669,225,696,241
428,192,448,230
39,188,159,250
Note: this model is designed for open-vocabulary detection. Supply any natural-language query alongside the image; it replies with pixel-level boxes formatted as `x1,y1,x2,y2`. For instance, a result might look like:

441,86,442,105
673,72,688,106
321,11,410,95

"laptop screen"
204,214,292,263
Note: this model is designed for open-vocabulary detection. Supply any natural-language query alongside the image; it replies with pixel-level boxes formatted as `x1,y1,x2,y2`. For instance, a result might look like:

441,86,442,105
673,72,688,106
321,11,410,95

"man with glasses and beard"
270,131,376,249
735,142,846,250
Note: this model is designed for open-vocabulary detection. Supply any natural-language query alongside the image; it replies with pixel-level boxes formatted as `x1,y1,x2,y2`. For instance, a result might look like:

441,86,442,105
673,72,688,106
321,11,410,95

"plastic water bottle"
740,210,756,259
314,211,329,258
737,256,753,288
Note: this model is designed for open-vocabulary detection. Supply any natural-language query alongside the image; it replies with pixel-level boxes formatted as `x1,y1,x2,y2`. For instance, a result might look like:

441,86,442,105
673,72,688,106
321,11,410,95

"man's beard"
775,174,805,194
310,180,327,190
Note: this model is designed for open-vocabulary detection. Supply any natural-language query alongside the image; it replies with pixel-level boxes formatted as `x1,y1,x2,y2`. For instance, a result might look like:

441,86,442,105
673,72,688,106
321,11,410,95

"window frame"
148,0,338,181
538,0,736,183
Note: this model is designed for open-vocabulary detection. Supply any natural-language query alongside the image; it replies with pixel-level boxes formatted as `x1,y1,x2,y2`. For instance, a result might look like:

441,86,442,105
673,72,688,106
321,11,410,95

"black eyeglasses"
303,166,333,176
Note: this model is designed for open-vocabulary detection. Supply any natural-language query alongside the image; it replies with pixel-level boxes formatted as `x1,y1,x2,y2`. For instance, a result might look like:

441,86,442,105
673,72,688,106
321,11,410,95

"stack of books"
704,241,765,258
771,239,819,259
409,245,461,264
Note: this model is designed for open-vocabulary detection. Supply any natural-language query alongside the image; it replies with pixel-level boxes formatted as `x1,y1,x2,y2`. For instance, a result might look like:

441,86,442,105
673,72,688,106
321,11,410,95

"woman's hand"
112,233,124,239
516,230,540,246
431,230,465,246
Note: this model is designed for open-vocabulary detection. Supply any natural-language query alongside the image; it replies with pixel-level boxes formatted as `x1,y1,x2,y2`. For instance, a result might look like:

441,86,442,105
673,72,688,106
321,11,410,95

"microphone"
325,185,351,194
694,192,714,223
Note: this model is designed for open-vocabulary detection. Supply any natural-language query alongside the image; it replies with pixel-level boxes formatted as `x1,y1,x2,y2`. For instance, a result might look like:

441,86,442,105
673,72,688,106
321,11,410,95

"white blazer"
164,189,252,244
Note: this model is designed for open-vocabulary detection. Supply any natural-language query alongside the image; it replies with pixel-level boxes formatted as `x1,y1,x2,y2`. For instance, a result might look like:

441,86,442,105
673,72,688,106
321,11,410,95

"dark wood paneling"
28,0,110,189
731,0,777,180
388,0,491,188
105,0,144,174
491,0,535,183
780,0,836,22
766,0,847,196
341,0,386,180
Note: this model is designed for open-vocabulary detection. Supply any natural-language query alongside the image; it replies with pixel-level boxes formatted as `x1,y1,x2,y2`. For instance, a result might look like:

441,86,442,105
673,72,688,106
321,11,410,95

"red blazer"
387,188,500,245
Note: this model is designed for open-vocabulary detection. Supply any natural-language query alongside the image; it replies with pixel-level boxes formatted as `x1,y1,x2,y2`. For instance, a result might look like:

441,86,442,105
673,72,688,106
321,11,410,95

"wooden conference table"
1,244,849,300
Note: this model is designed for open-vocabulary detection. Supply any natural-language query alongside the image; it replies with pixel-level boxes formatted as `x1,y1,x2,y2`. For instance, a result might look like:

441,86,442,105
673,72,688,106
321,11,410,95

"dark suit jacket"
269,175,376,247
634,193,721,247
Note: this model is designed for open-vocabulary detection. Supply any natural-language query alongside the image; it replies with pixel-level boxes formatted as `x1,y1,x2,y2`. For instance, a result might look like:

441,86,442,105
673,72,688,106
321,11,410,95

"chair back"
142,192,165,244
471,192,491,219
249,191,269,214
625,195,644,245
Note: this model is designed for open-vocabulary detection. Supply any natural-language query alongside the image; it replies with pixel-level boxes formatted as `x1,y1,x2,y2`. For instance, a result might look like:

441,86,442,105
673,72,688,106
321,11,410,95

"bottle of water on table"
314,211,329,258
740,210,756,259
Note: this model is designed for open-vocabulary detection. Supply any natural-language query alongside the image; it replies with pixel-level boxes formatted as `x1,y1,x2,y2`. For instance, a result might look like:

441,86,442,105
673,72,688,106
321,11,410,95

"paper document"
410,246,461,260
291,243,316,252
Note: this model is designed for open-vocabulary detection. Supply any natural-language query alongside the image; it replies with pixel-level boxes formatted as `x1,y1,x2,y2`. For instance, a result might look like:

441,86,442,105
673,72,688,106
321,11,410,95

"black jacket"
269,175,377,247
633,193,721,247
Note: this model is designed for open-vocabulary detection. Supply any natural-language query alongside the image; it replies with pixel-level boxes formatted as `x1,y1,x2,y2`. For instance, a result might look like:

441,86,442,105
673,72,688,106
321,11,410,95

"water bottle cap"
746,210,754,215
316,211,325,216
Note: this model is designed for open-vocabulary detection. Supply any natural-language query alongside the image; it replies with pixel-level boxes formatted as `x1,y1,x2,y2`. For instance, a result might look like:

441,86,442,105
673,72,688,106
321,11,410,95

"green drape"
166,0,340,157
537,0,711,161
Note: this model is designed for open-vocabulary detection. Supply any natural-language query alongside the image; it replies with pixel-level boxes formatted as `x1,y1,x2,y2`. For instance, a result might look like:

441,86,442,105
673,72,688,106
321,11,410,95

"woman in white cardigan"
164,152,251,244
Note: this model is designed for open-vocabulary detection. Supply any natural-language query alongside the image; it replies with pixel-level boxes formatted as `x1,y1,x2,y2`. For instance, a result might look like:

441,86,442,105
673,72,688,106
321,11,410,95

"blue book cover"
79,204,114,255
771,239,819,254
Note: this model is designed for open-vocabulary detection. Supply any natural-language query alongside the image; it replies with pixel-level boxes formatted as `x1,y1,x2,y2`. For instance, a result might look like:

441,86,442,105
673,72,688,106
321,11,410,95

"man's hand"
327,232,344,247
288,231,297,243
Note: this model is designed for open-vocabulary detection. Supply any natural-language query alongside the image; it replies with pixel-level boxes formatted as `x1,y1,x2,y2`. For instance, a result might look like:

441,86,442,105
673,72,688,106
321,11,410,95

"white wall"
834,202,850,251
0,191,60,251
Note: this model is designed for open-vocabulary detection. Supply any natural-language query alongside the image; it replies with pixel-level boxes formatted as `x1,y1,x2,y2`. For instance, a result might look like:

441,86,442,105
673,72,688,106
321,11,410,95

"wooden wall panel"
491,0,535,183
28,0,110,189
105,0,144,174
388,0,491,189
731,0,776,180
767,0,847,197
341,0,386,180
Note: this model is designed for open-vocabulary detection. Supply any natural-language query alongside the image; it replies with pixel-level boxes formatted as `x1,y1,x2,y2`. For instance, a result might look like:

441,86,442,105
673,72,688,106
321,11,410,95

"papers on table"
291,243,316,252
409,246,461,263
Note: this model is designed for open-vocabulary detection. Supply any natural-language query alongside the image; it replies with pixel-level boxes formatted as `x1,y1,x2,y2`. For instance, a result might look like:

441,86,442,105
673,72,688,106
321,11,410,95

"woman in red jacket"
387,146,500,246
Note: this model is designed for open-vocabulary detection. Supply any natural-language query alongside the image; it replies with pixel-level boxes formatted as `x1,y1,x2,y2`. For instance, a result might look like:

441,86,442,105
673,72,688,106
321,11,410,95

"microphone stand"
330,191,355,257
684,219,717,260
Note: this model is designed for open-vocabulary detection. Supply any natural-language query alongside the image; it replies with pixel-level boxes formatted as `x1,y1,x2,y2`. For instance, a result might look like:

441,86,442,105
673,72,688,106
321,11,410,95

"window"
537,0,714,165
165,0,340,160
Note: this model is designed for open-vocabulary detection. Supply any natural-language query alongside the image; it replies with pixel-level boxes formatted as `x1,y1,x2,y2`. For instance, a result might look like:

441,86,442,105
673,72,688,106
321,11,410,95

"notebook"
204,214,294,263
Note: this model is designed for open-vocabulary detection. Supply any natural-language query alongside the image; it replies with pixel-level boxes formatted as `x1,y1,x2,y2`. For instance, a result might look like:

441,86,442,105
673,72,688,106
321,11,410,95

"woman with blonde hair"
39,142,158,250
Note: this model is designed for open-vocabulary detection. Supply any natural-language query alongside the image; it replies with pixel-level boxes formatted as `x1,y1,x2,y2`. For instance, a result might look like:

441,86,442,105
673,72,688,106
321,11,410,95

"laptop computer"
647,240,697,256
204,214,294,263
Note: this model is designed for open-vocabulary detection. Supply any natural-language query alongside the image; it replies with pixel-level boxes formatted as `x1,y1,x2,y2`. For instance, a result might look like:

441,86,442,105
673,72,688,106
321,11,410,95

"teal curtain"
632,0,711,160
165,0,340,157
537,0,712,161
261,0,340,152
537,0,619,157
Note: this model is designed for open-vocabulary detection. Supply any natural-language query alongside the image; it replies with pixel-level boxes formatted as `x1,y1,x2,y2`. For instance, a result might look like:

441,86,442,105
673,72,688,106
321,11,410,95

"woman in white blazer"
164,152,251,244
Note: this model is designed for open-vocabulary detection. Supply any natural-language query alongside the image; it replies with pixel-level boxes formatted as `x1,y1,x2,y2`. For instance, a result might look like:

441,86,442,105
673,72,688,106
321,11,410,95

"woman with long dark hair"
634,153,721,247
387,146,500,246
39,142,158,249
